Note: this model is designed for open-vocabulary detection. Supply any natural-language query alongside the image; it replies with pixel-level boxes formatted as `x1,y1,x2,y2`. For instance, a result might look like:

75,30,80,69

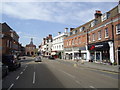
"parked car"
48,56,55,60
0,62,9,78
2,55,21,71
35,57,42,62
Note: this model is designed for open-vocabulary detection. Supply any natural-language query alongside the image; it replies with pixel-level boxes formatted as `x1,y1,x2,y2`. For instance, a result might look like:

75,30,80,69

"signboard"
88,42,110,50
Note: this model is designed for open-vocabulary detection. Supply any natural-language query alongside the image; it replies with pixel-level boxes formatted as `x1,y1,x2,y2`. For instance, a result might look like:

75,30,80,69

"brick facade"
64,4,120,65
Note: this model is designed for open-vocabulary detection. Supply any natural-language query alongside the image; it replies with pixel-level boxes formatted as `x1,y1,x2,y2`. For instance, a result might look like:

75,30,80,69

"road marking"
20,72,23,75
7,83,14,90
89,86,97,90
16,76,20,80
90,86,95,88
59,69,75,79
23,68,26,71
75,80,81,85
33,72,36,84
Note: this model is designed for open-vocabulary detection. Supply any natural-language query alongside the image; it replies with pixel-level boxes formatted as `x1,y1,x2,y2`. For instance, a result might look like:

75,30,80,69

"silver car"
35,57,42,62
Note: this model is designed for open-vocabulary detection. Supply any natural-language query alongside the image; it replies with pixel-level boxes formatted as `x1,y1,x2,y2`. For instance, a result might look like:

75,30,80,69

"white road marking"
20,72,23,75
90,86,95,88
89,86,97,90
75,80,81,85
33,72,36,84
7,83,14,90
59,69,75,79
16,76,20,80
23,68,26,71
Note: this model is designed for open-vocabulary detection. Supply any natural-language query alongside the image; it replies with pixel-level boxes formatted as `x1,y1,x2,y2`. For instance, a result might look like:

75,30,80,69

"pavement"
57,59,119,73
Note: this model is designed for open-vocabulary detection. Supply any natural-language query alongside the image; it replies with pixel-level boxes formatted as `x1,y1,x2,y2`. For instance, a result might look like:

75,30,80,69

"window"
79,27,85,32
98,30,101,40
116,24,120,34
67,41,68,46
78,37,81,44
105,28,109,38
91,20,97,27
7,40,9,47
88,35,91,42
92,33,95,41
72,39,74,45
101,12,110,22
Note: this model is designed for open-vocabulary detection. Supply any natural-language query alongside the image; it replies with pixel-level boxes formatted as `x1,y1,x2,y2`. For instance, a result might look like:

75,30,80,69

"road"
2,58,119,89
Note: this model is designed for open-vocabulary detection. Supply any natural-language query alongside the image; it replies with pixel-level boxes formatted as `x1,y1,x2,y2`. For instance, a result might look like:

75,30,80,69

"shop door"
96,52,100,61
118,48,120,65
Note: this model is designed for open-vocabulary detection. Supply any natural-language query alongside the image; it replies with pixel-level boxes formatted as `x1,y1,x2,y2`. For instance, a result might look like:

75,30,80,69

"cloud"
2,2,118,25
2,0,118,2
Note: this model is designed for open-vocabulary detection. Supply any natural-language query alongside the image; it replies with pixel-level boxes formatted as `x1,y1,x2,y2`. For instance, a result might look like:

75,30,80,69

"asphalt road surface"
2,58,119,89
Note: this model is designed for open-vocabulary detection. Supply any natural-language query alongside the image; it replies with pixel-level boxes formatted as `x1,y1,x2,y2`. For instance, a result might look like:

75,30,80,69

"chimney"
58,32,61,35
49,34,52,38
70,28,74,31
94,10,102,18
65,28,68,33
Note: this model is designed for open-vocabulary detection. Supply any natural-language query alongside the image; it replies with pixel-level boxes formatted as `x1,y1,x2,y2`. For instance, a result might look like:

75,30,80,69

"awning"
51,52,56,55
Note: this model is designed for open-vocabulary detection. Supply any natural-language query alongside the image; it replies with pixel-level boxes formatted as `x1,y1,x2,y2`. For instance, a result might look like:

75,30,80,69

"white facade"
39,35,53,57
52,32,68,58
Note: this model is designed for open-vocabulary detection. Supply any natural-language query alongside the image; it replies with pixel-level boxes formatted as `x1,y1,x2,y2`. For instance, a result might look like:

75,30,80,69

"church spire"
30,38,33,45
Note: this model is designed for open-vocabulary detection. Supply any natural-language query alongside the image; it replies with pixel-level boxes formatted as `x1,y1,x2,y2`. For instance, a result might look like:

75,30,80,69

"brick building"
0,22,21,56
64,4,120,65
25,38,36,56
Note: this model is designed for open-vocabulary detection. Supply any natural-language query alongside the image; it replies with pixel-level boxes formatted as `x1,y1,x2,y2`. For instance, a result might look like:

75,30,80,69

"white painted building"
39,34,53,57
51,28,68,59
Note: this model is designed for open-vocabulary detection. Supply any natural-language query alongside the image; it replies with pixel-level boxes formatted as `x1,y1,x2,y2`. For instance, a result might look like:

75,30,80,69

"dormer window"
101,12,110,22
91,20,97,27
79,27,85,32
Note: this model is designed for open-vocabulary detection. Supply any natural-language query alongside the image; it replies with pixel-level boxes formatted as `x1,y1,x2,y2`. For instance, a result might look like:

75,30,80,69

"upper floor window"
78,37,81,44
105,28,109,38
79,27,85,32
101,12,110,22
92,33,95,41
91,20,97,27
116,24,120,34
72,39,74,45
88,35,91,42
7,40,9,47
98,30,101,40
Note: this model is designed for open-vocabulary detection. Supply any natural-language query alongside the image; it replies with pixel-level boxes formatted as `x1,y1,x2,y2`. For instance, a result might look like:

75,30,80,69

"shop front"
88,41,111,63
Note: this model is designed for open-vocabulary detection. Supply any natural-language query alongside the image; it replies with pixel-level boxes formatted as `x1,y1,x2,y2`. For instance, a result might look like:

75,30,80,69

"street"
2,58,118,89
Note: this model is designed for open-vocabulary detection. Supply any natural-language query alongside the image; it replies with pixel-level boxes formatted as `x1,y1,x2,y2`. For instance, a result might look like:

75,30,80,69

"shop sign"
88,42,109,50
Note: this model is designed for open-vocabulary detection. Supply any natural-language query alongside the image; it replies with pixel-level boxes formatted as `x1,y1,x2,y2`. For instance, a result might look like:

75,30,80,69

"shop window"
98,30,101,40
116,24,120,34
105,28,109,38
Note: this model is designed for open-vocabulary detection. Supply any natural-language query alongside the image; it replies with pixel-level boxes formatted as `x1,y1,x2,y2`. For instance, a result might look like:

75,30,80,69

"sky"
0,0,119,48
